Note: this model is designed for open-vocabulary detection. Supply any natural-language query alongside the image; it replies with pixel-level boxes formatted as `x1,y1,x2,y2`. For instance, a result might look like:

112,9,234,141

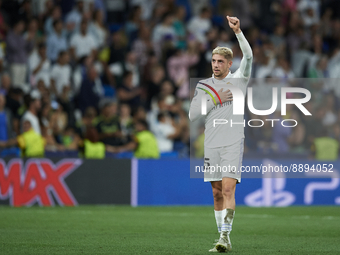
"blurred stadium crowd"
0,0,339,159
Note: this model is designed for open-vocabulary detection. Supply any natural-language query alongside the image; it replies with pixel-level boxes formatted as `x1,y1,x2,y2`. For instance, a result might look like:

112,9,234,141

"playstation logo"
244,159,296,207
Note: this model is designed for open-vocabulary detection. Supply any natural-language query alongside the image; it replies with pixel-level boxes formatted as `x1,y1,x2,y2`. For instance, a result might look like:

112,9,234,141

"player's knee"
222,186,235,199
212,188,223,202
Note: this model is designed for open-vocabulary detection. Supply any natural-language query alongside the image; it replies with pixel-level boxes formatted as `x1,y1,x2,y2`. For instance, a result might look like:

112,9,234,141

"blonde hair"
212,46,233,60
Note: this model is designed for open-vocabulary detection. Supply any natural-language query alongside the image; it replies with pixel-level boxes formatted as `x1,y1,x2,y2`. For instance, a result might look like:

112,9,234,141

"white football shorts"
203,139,244,183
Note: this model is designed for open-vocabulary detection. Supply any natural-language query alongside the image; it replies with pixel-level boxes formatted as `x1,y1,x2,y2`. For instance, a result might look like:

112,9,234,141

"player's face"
211,54,232,78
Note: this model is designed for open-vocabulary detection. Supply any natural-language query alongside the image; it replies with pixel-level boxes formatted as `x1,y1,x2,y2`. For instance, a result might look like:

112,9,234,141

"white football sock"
215,209,226,233
221,209,235,233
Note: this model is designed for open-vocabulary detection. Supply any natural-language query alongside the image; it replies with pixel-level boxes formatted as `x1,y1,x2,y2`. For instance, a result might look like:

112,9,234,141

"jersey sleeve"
189,85,216,122
236,32,253,79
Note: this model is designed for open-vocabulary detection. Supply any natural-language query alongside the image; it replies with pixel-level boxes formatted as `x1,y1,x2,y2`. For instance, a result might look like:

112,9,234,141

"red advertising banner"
0,158,132,206
0,159,82,206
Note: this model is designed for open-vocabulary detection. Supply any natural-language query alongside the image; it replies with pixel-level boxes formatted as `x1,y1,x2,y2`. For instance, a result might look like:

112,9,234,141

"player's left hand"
227,16,241,34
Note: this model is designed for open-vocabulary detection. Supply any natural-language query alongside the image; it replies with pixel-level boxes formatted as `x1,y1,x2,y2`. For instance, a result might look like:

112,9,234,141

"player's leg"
222,177,237,210
215,178,236,252
215,140,244,252
209,181,227,252
211,180,226,231
204,147,225,252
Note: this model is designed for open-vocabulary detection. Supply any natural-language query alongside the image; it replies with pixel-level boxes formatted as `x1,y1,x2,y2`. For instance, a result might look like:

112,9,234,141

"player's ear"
228,60,233,68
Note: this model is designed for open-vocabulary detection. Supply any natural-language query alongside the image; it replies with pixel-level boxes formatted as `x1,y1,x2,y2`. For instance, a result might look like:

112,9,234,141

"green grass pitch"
0,206,339,254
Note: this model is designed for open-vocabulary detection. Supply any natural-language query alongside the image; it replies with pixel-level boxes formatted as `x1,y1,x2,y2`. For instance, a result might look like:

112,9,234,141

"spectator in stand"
167,40,199,98
119,103,134,137
173,5,187,49
17,120,45,157
89,9,107,49
106,30,128,86
105,0,127,24
322,94,337,127
297,0,320,28
6,20,35,88
270,25,286,52
124,51,140,87
152,12,177,48
217,30,233,49
44,5,62,35
272,57,295,82
312,128,339,161
46,19,68,62
50,51,71,98
308,55,329,78
169,99,189,156
75,106,97,138
117,71,141,110
39,100,67,151
61,126,81,150
65,0,84,35
108,30,127,66
0,42,4,73
95,100,122,146
36,0,54,20
49,101,68,139
28,43,51,88
133,105,147,123
140,50,158,84
147,1,167,29
132,119,160,158
0,74,11,95
132,24,152,67
187,6,212,44
24,18,42,44
21,90,41,135
287,111,306,153
302,106,324,150
253,47,277,79
150,80,176,111
130,0,156,21
0,93,14,143
70,18,97,61
19,0,34,24
106,119,159,159
272,112,292,153
77,64,103,113
331,123,340,145
79,126,106,159
5,88,23,135
153,112,176,153
125,5,142,46
147,96,171,132
0,0,8,40
145,65,165,110
40,101,55,146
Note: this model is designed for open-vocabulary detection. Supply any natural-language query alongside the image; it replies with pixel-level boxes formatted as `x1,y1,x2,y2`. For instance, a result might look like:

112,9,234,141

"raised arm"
227,16,253,78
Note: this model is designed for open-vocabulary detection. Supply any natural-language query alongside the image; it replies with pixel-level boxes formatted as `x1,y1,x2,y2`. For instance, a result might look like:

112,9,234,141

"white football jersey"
189,32,253,148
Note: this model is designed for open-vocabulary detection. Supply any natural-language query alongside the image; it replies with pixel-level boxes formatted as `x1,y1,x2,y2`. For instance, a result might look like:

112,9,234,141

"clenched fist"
227,16,241,34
